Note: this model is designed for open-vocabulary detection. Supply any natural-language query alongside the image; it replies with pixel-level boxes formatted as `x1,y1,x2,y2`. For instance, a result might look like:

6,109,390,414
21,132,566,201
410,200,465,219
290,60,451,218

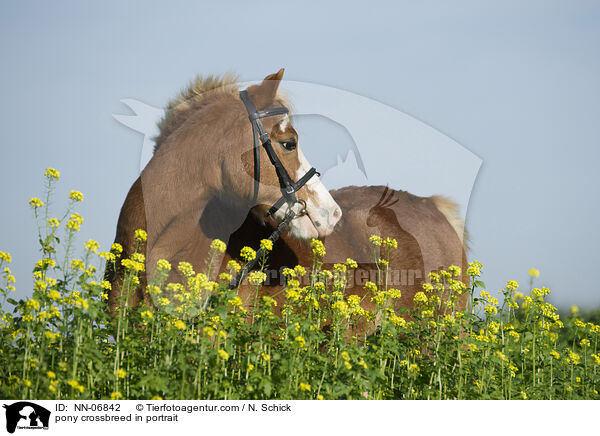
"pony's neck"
140,145,215,270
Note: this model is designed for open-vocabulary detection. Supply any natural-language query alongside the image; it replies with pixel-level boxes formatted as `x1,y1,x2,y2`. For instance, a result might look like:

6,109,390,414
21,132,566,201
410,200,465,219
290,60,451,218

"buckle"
295,199,307,217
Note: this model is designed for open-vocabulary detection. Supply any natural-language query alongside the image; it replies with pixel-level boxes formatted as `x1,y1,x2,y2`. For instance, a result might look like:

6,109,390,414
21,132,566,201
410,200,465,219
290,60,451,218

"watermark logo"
111,77,481,316
2,402,50,433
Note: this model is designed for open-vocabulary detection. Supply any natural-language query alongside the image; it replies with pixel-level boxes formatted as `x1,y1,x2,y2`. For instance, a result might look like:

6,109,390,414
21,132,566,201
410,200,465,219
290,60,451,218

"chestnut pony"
106,70,342,313
222,185,469,324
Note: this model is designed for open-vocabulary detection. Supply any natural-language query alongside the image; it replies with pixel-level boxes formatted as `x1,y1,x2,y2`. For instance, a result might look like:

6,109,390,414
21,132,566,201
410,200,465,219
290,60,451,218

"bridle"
228,89,320,289
239,89,319,218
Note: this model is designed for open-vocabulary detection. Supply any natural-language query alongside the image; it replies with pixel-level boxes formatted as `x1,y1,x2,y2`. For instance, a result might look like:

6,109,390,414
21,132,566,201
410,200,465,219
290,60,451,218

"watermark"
111,74,480,315
3,402,51,434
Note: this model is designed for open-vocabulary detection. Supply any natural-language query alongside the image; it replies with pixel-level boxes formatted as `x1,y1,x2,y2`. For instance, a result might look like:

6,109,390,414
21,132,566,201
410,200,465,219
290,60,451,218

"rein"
228,89,319,289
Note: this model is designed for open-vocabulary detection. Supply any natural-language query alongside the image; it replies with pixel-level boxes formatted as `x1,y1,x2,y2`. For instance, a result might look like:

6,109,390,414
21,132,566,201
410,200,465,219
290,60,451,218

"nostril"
333,207,342,219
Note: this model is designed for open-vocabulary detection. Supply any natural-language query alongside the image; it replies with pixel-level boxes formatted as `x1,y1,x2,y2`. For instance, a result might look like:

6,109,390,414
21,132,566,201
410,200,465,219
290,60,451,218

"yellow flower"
260,239,273,252
567,351,581,365
345,258,358,269
134,229,147,242
45,330,60,341
84,239,100,253
173,320,186,330
74,297,89,310
294,265,306,276
0,251,12,263
121,258,144,273
247,363,255,372
111,243,123,255
413,292,428,304
448,265,462,277
116,368,127,379
571,306,579,315
371,291,386,305
29,197,44,208
310,239,326,257
227,260,241,273
110,392,123,400
66,213,83,231
299,382,311,392
495,351,509,363
484,305,498,316
44,167,60,181
68,380,84,393
520,391,527,400
219,272,232,282
382,237,398,249
69,190,84,202
247,271,266,285
408,363,420,376
261,353,270,361
369,235,382,246
47,218,60,228
364,281,377,293
261,296,277,307
177,261,195,277
528,268,539,277
332,300,349,318
46,371,56,379
26,299,40,311
140,310,153,321
333,263,346,273
210,239,227,253
68,261,84,274
156,259,171,272
218,349,230,360
151,396,163,400
506,280,519,291
466,260,482,277
240,246,256,262
295,336,306,348
389,313,406,327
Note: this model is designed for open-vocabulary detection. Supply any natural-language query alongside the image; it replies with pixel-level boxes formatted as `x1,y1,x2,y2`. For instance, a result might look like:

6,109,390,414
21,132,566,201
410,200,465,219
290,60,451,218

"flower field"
0,169,599,400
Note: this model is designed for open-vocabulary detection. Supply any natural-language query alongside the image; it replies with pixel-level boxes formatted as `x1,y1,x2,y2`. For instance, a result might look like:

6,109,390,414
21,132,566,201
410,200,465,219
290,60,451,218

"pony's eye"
280,139,297,151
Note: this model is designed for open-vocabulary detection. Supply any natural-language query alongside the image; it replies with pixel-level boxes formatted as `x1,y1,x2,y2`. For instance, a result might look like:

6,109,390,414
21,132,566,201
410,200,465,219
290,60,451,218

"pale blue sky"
1,0,599,308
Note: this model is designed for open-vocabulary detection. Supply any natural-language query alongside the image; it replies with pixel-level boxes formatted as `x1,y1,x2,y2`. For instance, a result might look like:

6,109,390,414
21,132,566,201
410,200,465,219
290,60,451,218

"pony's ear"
248,68,285,109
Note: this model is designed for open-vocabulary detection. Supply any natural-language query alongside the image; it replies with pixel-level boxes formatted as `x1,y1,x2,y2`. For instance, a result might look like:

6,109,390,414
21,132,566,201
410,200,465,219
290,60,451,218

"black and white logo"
3,402,50,434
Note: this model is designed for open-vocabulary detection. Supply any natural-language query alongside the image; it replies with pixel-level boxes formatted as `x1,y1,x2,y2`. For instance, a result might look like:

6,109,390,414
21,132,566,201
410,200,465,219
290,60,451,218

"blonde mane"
154,73,240,151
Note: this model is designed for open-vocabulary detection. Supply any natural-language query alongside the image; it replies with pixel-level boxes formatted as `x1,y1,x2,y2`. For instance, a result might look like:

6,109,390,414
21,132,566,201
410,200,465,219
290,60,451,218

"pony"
221,185,469,331
106,69,342,313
